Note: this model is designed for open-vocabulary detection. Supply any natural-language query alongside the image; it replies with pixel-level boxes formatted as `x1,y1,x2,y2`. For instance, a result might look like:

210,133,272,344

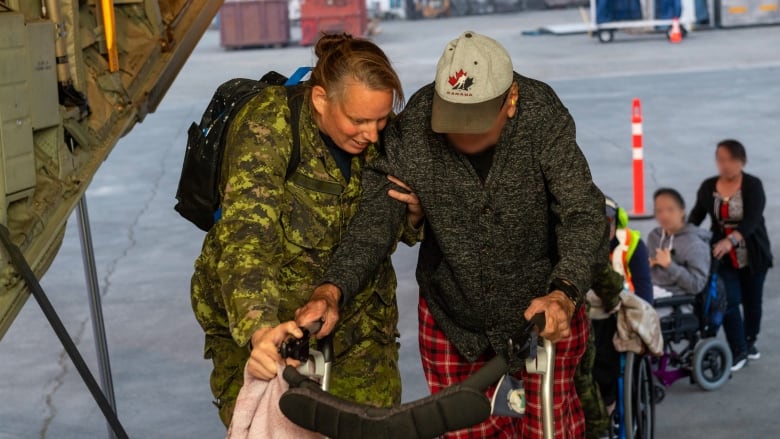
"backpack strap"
283,67,311,181
282,89,345,196
286,66,313,86
285,85,305,181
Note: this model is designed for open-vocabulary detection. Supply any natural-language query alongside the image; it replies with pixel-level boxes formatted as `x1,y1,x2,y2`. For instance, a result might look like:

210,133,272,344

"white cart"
588,0,692,42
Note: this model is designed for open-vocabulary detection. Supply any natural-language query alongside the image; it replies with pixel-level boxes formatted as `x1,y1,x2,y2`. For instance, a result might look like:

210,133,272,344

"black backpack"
696,259,728,337
174,68,311,231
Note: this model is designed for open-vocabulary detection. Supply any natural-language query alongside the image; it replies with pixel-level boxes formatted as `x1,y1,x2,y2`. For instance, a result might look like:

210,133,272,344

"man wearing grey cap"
297,31,608,438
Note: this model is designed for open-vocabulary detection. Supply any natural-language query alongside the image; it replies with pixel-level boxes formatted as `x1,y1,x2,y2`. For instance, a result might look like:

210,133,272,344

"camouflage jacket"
192,85,411,347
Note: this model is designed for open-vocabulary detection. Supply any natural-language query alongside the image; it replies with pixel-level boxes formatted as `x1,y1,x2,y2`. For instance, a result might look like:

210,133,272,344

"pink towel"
227,363,320,439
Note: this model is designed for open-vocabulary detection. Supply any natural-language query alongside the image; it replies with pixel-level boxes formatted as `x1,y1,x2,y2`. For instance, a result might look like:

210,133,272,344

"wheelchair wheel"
623,353,655,439
692,338,732,391
653,383,665,404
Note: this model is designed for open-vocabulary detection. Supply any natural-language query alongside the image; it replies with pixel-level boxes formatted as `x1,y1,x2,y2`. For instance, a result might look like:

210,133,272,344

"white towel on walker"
227,363,320,439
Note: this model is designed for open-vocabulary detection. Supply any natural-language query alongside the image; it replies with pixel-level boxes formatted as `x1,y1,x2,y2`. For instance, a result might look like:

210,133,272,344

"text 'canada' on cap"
431,31,514,134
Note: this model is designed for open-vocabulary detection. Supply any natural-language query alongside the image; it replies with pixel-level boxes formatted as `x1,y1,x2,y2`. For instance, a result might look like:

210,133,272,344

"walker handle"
529,312,546,334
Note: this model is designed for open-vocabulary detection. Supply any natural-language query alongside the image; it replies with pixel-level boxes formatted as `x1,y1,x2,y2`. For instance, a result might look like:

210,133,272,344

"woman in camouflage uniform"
190,34,419,426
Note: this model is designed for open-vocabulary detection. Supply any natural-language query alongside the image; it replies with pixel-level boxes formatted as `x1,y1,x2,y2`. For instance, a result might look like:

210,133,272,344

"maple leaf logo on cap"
448,69,474,91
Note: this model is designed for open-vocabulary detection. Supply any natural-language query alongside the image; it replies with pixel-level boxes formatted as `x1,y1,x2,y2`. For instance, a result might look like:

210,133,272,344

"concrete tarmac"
1,9,779,438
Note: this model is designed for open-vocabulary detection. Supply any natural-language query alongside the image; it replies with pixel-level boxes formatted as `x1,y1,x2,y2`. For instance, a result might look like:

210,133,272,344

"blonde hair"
311,33,404,111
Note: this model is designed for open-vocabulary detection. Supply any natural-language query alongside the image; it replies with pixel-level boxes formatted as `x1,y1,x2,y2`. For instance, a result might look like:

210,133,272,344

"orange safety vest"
610,227,640,293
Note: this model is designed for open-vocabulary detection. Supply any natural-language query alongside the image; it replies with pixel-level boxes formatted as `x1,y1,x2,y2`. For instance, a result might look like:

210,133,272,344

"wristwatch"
728,234,739,247
549,278,581,306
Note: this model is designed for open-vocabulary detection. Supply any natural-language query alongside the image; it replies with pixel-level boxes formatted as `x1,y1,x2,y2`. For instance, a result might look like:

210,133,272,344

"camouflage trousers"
204,294,402,427
574,319,610,439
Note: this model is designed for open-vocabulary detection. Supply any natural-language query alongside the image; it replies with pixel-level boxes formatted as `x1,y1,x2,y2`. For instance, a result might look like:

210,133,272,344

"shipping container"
220,0,291,49
716,0,780,26
300,0,368,46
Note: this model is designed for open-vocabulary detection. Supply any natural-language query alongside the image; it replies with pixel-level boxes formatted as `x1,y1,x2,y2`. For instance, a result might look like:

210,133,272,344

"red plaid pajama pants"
418,297,588,439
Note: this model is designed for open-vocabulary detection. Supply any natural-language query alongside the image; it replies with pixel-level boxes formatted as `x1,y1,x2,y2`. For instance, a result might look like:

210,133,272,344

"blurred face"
716,146,745,180
446,112,507,155
311,80,393,154
445,83,519,155
654,194,685,232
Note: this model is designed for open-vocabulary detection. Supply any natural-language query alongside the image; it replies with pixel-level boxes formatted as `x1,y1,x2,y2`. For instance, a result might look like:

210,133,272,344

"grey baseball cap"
431,31,514,134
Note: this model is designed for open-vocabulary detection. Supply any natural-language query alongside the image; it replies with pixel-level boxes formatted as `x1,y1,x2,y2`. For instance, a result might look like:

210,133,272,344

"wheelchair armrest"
654,294,696,308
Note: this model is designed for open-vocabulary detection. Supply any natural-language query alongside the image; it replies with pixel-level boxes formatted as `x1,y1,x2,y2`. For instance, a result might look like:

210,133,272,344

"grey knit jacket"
323,73,609,366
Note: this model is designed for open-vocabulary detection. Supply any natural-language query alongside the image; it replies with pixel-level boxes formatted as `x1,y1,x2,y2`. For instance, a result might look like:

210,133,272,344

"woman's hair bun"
310,32,404,111
314,33,353,59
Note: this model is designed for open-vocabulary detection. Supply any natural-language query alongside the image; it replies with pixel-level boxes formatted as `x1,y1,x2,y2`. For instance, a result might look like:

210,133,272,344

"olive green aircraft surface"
0,0,224,338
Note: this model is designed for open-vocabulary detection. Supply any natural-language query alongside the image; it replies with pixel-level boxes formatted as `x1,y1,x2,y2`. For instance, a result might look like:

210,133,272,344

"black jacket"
323,74,608,366
689,173,773,274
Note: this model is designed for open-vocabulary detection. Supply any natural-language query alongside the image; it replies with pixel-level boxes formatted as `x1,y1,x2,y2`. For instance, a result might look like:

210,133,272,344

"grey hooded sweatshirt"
647,224,711,296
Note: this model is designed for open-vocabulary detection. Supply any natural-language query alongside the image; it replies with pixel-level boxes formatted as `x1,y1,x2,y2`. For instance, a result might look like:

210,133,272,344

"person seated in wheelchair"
648,188,711,317
578,198,662,438
647,187,733,392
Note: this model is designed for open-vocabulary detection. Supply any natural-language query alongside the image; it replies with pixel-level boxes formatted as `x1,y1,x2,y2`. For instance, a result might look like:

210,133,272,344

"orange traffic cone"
669,18,683,44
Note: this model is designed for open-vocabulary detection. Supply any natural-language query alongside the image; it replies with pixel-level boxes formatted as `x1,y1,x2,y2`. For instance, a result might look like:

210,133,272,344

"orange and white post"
631,98,647,216
669,18,683,44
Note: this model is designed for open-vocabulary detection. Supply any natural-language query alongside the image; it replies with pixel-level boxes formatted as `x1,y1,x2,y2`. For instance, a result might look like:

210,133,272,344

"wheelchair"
613,351,655,439
592,315,656,439
652,261,731,398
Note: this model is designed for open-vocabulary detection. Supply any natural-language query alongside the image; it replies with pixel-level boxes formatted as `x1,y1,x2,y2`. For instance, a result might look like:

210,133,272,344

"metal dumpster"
300,0,368,46
220,0,291,49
